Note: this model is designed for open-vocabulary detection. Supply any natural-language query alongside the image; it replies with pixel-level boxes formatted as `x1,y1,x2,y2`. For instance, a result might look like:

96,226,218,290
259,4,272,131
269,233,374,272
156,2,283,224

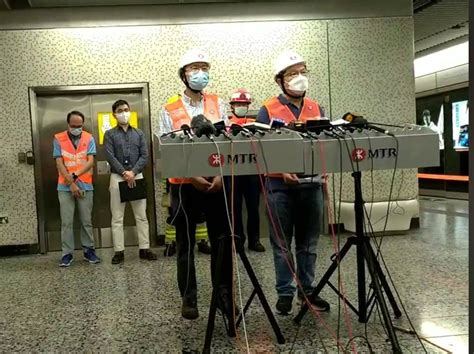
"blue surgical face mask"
188,70,209,91
70,127,82,136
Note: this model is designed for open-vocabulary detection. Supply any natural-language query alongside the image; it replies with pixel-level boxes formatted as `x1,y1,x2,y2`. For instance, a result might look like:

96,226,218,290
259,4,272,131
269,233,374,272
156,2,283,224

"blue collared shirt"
104,125,148,175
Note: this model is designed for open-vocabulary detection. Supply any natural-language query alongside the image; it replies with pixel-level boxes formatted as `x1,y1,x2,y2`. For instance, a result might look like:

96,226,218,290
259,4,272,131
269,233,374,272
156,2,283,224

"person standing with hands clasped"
104,99,157,265
54,111,100,267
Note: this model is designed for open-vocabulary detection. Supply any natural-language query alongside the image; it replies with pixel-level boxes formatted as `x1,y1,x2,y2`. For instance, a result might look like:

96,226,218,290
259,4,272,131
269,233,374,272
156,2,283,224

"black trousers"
228,175,261,246
170,183,233,301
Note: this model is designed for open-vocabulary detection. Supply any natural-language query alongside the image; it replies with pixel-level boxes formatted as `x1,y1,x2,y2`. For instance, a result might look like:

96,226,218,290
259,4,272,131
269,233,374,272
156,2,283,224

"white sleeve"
218,98,230,126
159,108,174,135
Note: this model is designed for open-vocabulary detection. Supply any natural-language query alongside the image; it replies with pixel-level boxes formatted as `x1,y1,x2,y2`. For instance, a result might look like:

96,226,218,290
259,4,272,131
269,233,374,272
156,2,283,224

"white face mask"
287,74,309,95
116,111,131,125
234,107,248,117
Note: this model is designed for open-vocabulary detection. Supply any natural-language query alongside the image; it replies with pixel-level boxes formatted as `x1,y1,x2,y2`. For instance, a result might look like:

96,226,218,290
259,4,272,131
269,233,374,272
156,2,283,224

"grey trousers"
58,191,94,256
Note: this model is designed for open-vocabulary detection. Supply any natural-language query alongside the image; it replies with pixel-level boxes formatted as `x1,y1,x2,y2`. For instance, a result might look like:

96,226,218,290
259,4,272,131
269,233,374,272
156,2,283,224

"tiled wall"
0,17,416,246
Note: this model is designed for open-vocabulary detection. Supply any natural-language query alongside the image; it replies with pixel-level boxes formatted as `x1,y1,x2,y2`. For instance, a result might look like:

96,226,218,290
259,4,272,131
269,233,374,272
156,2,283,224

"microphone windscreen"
230,123,243,136
191,115,216,137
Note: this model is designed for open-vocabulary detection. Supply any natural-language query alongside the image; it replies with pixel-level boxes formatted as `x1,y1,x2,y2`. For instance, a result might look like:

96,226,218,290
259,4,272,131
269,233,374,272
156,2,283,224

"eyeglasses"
187,64,210,73
284,70,309,80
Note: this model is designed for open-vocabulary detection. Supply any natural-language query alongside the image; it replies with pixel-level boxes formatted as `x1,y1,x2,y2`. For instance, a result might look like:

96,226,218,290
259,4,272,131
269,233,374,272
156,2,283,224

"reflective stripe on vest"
264,97,321,178
55,130,93,185
165,94,221,184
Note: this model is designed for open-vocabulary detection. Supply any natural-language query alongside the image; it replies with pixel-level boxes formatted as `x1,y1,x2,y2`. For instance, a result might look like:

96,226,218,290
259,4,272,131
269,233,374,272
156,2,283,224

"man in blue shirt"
53,111,100,267
257,50,330,315
104,99,157,265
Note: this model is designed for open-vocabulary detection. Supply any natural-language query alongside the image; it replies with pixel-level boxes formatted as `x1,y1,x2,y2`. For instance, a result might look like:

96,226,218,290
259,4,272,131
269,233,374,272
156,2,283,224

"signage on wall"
452,100,469,150
97,112,139,144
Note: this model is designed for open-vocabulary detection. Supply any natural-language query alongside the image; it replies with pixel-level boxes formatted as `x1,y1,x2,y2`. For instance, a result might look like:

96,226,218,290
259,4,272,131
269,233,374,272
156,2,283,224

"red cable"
249,138,347,352
316,138,357,354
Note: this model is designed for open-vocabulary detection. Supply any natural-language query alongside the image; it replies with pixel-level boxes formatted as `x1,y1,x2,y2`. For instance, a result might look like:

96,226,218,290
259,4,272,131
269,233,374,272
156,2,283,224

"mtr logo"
208,153,257,167
351,148,398,162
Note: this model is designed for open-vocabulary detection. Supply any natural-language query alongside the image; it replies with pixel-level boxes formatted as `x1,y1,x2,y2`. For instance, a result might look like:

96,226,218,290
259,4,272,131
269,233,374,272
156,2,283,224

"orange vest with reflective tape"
55,130,93,185
229,115,255,126
165,94,220,184
166,93,221,130
264,96,321,178
264,96,321,124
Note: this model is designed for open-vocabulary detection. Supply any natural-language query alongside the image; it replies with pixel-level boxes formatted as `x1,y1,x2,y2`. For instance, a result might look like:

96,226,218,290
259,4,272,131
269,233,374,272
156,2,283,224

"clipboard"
118,178,147,203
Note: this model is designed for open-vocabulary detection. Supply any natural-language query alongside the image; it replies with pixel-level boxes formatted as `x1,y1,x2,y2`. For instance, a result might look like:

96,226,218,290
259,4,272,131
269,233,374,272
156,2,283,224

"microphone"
180,124,194,141
213,120,232,140
269,118,286,129
190,114,216,138
230,123,252,137
243,122,269,136
342,113,392,136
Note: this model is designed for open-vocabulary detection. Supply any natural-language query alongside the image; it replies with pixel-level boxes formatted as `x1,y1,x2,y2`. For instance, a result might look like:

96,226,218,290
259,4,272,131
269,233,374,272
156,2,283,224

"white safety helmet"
273,50,305,76
179,48,210,69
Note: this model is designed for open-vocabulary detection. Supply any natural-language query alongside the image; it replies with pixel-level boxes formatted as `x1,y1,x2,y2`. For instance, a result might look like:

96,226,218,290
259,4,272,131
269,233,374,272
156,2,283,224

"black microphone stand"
202,133,285,354
293,126,403,354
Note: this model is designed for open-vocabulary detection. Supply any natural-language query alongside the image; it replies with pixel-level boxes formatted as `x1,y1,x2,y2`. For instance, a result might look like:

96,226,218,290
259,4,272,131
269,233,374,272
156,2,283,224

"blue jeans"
266,184,323,297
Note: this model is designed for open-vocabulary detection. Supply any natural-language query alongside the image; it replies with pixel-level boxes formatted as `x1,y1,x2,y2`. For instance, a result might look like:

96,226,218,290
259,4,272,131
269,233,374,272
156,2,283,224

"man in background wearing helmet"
159,49,234,321
228,88,265,252
256,50,330,315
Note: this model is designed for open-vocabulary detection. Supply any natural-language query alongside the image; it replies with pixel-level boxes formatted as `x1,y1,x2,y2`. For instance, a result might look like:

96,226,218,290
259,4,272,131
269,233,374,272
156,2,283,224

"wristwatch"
72,173,78,181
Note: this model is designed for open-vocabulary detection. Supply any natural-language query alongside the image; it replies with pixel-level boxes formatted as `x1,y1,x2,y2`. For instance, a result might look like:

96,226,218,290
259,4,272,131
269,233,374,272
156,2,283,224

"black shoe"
298,293,331,312
139,248,158,260
181,297,199,320
276,296,293,315
248,241,265,252
111,251,124,265
197,240,212,254
163,243,176,257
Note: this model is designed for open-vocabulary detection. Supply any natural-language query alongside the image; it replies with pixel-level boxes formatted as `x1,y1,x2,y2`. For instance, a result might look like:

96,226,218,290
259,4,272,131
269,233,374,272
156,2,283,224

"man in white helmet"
256,50,330,315
159,48,234,321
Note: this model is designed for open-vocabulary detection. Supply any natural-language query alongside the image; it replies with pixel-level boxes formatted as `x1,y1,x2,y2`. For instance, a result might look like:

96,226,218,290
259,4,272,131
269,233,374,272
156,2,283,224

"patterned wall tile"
0,17,416,245
326,17,418,222
0,20,330,245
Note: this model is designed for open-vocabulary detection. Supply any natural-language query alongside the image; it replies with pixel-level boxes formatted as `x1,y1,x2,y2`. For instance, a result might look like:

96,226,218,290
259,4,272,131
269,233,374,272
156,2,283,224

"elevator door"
35,90,156,252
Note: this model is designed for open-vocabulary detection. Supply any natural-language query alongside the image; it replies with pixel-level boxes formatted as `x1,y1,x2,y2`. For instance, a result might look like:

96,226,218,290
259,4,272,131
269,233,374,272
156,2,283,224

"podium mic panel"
303,125,440,174
156,129,305,178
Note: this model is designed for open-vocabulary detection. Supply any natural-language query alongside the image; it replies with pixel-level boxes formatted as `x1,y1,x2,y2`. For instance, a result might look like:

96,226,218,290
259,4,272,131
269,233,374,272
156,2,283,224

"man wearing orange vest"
159,48,234,321
228,88,265,252
256,50,330,315
53,111,100,267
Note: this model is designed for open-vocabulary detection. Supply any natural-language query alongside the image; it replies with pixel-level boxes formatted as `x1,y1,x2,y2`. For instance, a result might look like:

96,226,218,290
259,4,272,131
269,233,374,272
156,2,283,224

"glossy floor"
0,197,468,353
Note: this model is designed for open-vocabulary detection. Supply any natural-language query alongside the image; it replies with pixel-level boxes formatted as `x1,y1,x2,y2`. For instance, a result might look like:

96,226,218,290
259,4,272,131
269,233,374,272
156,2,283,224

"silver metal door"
31,84,156,253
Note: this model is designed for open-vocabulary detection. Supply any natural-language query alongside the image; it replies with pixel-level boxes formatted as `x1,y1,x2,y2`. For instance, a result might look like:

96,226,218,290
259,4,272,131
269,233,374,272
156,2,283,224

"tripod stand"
203,235,285,353
293,171,403,353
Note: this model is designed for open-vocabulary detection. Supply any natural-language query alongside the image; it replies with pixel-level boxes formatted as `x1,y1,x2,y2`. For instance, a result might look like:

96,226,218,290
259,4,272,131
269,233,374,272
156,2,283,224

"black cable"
288,323,302,354
357,133,428,353
344,336,374,354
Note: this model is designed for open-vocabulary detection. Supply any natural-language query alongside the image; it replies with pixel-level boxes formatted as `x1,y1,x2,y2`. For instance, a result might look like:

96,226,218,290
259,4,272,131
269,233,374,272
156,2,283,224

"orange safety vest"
165,94,221,184
264,96,321,124
229,115,256,126
264,96,321,179
55,130,93,185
